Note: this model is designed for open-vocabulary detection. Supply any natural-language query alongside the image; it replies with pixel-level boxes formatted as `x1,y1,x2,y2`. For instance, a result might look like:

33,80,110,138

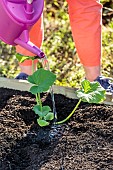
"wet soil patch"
0,87,113,170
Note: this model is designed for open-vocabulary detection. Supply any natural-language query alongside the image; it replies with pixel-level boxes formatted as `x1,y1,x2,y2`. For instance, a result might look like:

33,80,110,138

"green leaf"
44,112,54,121
37,119,49,127
33,105,52,117
30,85,43,94
28,68,56,93
76,80,106,104
42,106,51,116
81,79,93,93
33,105,43,117
16,53,31,63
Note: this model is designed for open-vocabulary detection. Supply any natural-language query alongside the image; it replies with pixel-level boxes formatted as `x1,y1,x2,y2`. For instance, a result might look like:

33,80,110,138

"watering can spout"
14,30,45,58
14,38,45,58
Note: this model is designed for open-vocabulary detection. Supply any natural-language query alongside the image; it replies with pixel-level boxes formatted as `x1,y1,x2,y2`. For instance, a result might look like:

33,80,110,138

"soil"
0,87,113,170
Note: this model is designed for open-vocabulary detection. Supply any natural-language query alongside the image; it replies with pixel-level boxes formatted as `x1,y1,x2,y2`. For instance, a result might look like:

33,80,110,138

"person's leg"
16,16,43,76
66,0,102,81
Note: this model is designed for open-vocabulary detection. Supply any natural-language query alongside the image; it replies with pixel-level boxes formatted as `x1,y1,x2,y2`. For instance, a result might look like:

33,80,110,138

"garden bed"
0,78,113,170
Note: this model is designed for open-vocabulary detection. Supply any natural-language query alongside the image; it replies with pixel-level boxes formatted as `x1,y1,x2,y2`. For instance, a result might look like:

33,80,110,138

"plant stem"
56,99,82,125
36,94,39,105
35,93,42,111
38,93,42,112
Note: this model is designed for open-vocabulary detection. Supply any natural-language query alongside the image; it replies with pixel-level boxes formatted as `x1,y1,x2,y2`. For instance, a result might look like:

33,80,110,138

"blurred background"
0,0,113,88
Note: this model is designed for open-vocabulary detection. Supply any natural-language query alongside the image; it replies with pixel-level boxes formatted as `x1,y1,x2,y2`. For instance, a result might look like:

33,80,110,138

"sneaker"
94,76,113,93
15,72,28,80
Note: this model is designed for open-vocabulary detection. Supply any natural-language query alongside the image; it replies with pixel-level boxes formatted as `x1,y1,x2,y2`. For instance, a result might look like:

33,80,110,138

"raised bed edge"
0,77,113,105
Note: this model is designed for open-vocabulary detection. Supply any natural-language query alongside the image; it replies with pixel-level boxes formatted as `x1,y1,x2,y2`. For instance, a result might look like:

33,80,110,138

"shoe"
15,72,28,80
94,76,113,93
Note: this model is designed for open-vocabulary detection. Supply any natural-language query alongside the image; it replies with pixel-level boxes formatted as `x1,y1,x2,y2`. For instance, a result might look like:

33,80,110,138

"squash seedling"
56,79,106,124
16,53,56,126
28,68,56,127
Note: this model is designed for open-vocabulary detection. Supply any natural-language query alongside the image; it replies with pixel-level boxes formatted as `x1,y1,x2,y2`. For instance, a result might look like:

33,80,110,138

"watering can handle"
7,0,35,16
7,0,33,3
7,0,26,2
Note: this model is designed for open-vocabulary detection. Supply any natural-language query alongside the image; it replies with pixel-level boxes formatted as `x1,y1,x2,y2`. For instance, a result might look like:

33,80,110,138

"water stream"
41,57,64,140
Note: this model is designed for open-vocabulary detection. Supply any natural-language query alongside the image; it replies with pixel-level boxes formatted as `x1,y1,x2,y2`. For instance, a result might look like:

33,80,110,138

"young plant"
56,79,106,124
27,68,56,127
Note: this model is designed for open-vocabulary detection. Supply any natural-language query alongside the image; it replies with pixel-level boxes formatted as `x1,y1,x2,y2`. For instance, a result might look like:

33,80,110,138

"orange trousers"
16,0,102,67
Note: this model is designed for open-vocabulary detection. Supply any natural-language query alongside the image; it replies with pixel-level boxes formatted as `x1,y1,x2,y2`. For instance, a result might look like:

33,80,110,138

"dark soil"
0,87,113,170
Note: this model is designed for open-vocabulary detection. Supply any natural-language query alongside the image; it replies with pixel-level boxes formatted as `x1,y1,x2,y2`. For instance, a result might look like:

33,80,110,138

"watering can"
0,0,45,58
